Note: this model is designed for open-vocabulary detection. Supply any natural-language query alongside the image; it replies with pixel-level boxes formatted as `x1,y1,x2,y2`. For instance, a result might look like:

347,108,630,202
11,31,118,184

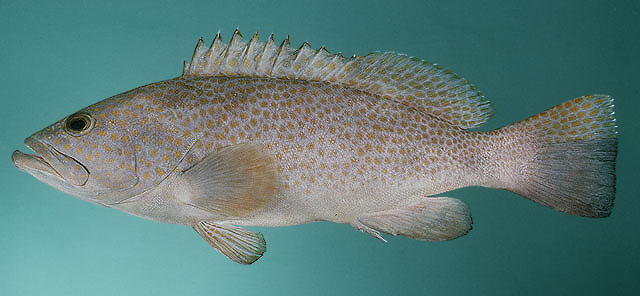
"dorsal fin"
183,30,494,129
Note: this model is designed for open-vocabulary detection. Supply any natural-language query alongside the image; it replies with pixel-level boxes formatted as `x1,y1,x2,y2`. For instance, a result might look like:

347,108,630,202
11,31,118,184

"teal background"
1,0,638,295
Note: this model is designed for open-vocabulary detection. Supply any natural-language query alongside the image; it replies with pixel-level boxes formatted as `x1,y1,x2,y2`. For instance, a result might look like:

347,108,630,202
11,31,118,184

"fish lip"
12,149,64,180
13,139,89,186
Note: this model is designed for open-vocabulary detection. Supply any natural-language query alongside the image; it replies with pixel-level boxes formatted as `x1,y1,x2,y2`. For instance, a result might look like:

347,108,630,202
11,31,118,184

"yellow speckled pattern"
14,31,618,264
507,94,616,143
185,30,493,129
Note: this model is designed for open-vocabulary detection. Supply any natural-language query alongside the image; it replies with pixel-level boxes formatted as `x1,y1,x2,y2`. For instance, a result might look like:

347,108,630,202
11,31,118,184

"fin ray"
193,221,266,264
494,94,617,217
178,143,282,217
354,197,472,241
183,30,493,129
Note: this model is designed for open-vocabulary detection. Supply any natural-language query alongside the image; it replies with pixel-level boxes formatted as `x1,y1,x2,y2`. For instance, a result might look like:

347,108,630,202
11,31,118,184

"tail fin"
495,95,617,217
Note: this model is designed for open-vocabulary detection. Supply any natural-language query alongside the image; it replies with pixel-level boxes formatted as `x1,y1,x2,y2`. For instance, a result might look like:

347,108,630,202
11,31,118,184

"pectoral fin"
193,221,266,264
180,143,282,217
354,197,472,241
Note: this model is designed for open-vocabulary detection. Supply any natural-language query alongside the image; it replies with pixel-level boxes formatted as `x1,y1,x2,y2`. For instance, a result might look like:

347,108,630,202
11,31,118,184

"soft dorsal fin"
183,29,494,129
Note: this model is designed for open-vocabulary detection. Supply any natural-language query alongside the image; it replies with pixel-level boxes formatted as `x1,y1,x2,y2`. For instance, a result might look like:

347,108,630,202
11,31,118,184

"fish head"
12,95,140,205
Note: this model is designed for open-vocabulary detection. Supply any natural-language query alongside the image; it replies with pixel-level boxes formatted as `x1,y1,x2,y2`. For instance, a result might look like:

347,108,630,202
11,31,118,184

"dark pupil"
68,118,86,131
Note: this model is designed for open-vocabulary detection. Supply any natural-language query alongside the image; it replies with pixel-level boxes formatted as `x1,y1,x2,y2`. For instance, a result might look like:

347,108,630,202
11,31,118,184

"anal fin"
193,221,266,264
354,197,472,241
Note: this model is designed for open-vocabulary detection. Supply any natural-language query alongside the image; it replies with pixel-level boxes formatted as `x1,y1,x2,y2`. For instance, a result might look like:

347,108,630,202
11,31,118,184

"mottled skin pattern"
24,75,496,227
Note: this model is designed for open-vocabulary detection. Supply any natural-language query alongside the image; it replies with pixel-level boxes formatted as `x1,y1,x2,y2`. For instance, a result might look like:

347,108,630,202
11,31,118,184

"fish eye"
64,112,94,136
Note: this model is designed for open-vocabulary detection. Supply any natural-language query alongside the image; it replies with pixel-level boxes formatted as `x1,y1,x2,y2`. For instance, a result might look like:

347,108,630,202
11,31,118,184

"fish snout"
12,150,29,171
18,138,90,186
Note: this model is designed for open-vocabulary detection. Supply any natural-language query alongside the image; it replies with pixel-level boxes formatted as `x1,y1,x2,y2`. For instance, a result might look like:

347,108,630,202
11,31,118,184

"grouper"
12,30,617,264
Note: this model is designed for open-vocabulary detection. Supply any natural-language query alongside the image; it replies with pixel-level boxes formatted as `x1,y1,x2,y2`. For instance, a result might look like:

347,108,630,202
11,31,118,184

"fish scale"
12,30,617,264
78,75,482,224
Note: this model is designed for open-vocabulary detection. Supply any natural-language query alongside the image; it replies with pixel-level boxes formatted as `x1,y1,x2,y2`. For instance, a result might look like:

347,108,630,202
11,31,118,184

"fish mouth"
12,138,89,186
12,150,63,179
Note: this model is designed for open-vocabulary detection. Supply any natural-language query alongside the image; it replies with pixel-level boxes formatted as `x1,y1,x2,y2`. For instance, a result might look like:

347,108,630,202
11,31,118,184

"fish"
12,29,618,264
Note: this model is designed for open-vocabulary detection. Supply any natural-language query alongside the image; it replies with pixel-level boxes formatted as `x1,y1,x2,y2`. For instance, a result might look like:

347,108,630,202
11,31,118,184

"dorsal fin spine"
258,34,277,76
210,32,226,72
306,46,328,80
232,28,243,39
202,46,216,74
221,29,246,76
184,30,495,129
182,60,189,75
292,42,308,75
240,32,260,75
186,38,204,75
211,32,223,51
202,34,218,74
292,42,314,78
273,36,292,77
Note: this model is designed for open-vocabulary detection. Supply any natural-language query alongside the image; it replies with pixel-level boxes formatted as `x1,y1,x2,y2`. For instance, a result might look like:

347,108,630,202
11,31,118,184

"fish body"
99,76,484,226
12,30,617,264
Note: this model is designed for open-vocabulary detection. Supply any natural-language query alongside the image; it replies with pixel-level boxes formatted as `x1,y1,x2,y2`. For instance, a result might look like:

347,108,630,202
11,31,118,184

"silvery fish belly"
12,30,618,264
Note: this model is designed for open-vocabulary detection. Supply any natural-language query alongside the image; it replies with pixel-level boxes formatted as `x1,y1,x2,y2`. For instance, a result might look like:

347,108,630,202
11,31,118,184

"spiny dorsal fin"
183,30,493,129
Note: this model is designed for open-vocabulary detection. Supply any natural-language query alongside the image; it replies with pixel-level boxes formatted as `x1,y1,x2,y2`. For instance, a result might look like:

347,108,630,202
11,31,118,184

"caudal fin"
495,95,617,217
